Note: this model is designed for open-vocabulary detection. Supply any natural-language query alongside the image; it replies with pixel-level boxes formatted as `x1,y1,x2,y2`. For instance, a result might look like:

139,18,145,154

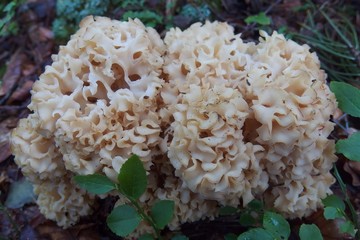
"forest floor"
0,0,360,239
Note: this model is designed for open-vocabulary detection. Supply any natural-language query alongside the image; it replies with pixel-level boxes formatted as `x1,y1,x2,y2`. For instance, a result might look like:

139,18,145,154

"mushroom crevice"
11,16,337,233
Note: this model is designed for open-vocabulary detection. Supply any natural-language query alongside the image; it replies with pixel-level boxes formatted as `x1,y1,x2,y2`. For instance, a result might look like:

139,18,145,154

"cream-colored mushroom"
34,176,94,228
241,31,338,217
11,17,338,232
167,84,268,206
11,16,167,228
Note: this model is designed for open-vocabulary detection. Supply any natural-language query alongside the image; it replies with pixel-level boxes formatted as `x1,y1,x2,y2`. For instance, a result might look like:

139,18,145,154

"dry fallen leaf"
0,129,11,163
306,209,354,239
22,63,36,77
36,221,74,240
69,223,102,240
38,26,54,41
20,224,39,240
7,80,34,104
0,51,26,98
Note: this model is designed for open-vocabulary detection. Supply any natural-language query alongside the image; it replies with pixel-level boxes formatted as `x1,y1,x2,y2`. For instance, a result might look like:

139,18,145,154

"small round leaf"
106,204,141,237
323,207,343,220
299,224,323,240
263,211,290,239
336,132,360,162
322,195,345,210
219,206,238,216
247,199,264,211
237,228,273,240
150,200,175,229
339,221,356,236
239,212,257,227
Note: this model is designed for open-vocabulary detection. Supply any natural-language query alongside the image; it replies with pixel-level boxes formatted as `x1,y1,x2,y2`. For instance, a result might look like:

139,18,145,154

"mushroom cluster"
11,16,337,233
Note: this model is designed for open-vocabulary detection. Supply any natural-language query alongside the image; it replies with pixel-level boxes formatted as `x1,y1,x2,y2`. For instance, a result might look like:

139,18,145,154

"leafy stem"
74,154,175,239
128,196,162,239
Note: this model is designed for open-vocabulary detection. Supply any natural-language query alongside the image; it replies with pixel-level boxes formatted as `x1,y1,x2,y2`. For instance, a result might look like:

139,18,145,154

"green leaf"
339,221,356,236
247,199,264,211
323,207,344,220
263,211,290,239
4,2,16,12
122,10,163,27
224,233,238,240
5,179,35,208
106,204,142,237
245,12,271,26
171,234,189,240
118,154,147,199
138,233,155,240
330,81,360,117
73,174,116,194
299,224,323,240
219,206,239,215
150,200,175,229
121,0,145,8
239,212,257,227
336,132,360,161
237,228,273,240
179,3,211,22
322,195,345,211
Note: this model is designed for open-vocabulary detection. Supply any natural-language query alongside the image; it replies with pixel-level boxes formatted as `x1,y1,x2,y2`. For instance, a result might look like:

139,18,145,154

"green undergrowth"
53,0,112,41
219,194,357,239
220,201,321,240
53,0,214,42
0,0,25,37
244,12,271,26
330,81,360,239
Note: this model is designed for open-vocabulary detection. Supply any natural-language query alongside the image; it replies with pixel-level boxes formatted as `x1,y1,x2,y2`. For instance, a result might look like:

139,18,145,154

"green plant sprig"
329,80,360,238
220,200,323,240
74,154,175,239
0,0,25,37
322,184,357,237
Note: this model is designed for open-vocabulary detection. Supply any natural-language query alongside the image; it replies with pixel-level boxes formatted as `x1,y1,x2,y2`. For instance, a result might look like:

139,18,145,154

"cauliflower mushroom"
162,22,337,218
240,31,338,217
11,15,166,227
11,16,338,232
161,20,254,106
167,84,269,205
